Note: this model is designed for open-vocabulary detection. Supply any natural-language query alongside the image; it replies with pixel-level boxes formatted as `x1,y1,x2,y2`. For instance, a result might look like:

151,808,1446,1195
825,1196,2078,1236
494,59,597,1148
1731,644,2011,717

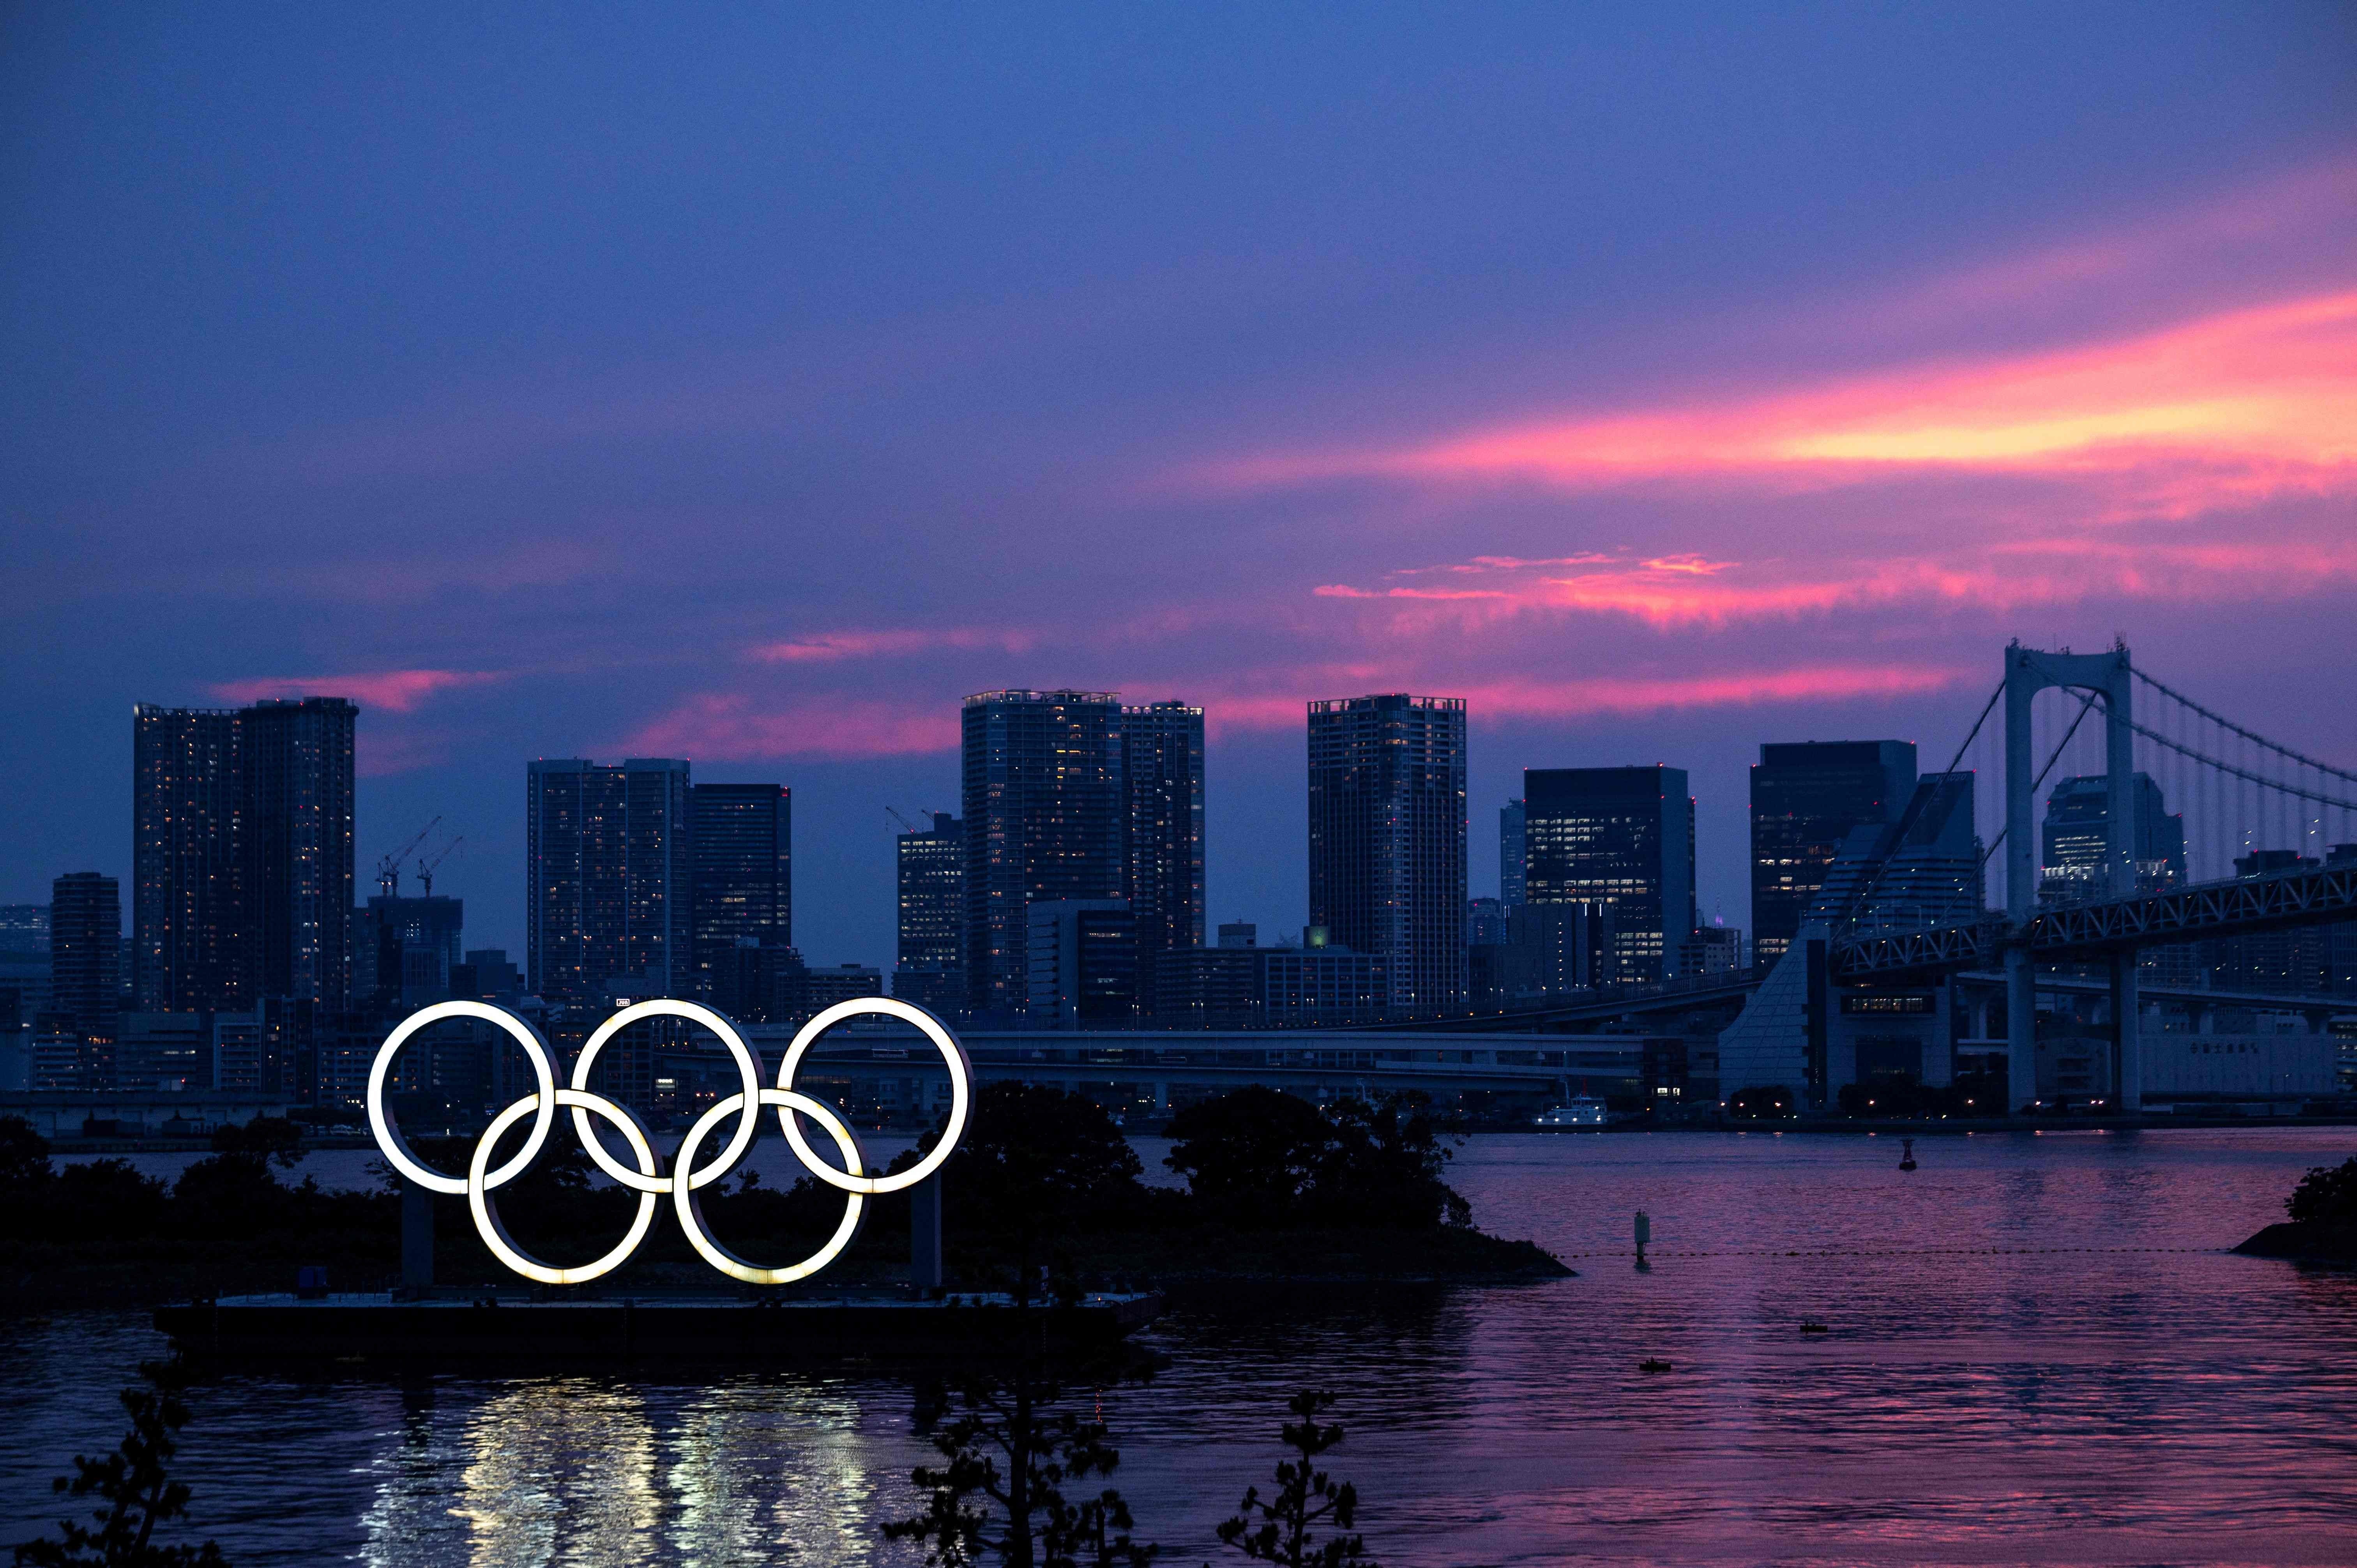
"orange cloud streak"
1228,290,2357,508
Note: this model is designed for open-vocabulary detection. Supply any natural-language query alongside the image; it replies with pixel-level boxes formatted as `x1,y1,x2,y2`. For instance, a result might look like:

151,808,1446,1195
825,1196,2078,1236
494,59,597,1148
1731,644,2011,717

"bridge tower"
2002,642,2140,1114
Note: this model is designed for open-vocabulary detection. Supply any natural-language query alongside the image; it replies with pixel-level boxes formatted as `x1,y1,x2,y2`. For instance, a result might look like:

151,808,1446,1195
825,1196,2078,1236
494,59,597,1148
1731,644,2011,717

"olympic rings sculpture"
366,996,972,1286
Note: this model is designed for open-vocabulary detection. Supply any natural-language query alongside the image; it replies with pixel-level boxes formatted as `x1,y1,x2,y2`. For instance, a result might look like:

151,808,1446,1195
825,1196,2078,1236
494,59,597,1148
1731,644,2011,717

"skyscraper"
132,697,355,1012
1525,765,1694,985
1811,772,1982,933
132,705,246,1012
1306,694,1468,1014
1750,740,1916,966
50,872,121,1049
689,782,792,997
961,691,1127,1015
895,812,965,1009
2038,773,2184,902
1500,798,1527,905
1123,700,1206,1017
242,697,357,1008
353,893,465,1009
527,758,692,1002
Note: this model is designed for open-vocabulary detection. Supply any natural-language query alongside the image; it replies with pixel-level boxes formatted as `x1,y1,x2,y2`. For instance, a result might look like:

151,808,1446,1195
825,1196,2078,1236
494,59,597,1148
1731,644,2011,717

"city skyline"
17,678,2356,977
6,7,2354,972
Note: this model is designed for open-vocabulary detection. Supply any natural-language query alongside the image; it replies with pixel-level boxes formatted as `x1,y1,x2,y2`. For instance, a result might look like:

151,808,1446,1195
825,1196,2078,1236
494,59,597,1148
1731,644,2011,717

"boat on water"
1533,1095,1609,1130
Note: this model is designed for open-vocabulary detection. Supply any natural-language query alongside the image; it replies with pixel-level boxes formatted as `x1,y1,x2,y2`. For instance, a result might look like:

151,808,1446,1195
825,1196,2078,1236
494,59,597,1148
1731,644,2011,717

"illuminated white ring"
468,1089,661,1285
369,1001,556,1196
570,999,763,1193
775,997,971,1195
673,1089,869,1284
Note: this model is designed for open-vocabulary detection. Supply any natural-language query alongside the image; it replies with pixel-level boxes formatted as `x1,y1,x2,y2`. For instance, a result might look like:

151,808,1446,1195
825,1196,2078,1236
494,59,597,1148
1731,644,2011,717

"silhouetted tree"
206,1117,302,1169
1214,1390,1376,1568
1165,1090,1465,1230
12,1358,227,1566
48,1162,170,1244
2288,1155,2357,1224
0,1117,52,1236
883,1363,1156,1567
1310,1095,1467,1230
908,1082,1147,1234
1162,1088,1327,1220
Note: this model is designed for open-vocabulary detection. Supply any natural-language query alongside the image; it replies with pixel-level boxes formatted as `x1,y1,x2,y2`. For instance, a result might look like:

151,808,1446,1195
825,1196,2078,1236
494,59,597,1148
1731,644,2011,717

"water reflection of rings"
365,996,972,1286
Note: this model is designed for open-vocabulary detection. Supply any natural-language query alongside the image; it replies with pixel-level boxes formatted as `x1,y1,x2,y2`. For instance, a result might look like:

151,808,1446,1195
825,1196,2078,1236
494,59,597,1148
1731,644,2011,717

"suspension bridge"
1733,641,2357,1114
1363,641,2357,1118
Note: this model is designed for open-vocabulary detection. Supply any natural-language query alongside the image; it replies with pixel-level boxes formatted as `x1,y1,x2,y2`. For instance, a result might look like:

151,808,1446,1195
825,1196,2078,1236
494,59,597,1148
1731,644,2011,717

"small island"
2235,1155,2357,1264
0,1084,1569,1312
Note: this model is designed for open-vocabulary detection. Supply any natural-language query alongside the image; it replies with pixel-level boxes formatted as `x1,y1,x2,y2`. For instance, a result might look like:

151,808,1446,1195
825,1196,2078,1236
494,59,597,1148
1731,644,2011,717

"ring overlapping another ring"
364,995,972,1287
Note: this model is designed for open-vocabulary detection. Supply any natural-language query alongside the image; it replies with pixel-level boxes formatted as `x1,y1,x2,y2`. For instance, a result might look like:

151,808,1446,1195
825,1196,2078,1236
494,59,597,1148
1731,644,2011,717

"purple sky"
5,5,2354,967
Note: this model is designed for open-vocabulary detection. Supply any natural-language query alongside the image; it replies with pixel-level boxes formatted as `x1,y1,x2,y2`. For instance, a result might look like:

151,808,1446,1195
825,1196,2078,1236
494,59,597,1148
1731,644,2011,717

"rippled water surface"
9,1128,2357,1566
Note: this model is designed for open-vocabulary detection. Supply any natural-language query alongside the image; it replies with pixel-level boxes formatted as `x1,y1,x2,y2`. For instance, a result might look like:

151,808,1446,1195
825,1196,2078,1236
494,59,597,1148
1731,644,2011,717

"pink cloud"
1273,290,2357,502
209,669,500,713
1132,660,1965,737
1306,507,2357,631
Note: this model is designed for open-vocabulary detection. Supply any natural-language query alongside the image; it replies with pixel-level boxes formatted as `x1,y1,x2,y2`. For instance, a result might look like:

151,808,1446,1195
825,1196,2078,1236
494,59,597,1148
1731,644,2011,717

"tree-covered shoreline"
0,1087,1567,1312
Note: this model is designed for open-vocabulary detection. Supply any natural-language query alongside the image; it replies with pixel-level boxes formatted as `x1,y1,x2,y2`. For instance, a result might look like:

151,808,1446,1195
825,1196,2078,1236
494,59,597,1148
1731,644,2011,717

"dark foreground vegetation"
2236,1153,2357,1262
12,1356,224,1567
0,1086,1565,1310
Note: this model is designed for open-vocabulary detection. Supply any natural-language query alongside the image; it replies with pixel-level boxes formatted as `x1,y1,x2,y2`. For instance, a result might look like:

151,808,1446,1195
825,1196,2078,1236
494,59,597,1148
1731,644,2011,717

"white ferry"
1533,1095,1609,1129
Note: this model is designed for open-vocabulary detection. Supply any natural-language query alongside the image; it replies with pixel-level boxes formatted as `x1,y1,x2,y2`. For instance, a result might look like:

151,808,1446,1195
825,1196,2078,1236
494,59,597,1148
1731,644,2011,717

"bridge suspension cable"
2129,721,2357,813
2129,662,2357,879
2132,666,2357,788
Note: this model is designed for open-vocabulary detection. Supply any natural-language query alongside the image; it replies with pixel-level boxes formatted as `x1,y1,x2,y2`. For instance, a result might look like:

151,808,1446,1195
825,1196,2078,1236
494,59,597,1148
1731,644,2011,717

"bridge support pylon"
2004,641,2140,1116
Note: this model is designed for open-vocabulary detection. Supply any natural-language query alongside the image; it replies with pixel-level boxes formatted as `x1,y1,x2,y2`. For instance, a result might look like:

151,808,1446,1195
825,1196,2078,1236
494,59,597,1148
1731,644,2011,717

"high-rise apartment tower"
895,812,965,1008
1500,798,1527,906
689,782,792,997
132,698,354,1011
49,873,122,1048
1306,694,1468,1014
527,758,692,1002
961,692,1128,1015
1122,700,1206,1017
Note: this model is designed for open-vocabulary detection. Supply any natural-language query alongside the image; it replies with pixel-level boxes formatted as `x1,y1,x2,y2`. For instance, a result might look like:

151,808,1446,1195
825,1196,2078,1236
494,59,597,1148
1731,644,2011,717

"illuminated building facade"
895,812,964,1008
1525,765,1694,986
1750,740,1915,965
961,691,1127,1016
132,698,354,1012
1123,700,1206,1018
527,757,693,1002
689,782,792,998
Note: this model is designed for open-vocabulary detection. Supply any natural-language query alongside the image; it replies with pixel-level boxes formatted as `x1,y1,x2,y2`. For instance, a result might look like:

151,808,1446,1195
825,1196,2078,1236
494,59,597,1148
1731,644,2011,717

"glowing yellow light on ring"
468,1089,662,1286
673,1089,868,1284
774,998,972,1195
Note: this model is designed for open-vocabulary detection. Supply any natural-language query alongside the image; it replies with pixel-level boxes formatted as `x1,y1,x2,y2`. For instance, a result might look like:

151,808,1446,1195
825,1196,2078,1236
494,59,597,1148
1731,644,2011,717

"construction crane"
375,817,441,898
886,807,942,835
416,835,464,897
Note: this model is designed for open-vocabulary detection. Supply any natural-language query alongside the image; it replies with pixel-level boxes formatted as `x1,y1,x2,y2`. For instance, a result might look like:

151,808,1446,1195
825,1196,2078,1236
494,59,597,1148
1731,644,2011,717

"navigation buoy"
1899,1137,1918,1172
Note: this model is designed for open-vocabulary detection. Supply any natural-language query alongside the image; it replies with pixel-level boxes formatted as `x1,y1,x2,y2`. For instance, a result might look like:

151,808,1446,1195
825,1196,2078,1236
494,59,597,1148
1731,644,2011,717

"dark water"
8,1128,2357,1566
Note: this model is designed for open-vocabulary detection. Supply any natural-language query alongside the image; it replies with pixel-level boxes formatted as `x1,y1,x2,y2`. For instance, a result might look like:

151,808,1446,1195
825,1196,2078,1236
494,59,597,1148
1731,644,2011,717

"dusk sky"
6,5,2354,968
